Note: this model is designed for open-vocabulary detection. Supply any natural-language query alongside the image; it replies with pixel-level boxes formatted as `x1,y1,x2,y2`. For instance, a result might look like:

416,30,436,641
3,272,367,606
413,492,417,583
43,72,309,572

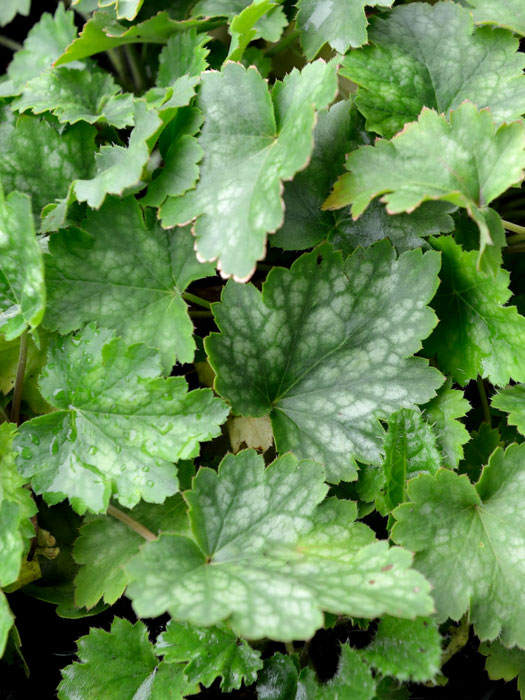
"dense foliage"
1,0,525,697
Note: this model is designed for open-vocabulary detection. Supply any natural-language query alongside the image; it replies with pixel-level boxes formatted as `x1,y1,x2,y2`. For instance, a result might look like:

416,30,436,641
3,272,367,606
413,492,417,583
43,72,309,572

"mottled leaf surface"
425,236,525,386
45,196,215,371
160,60,338,281
296,0,395,59
156,621,262,691
392,444,525,646
126,451,433,641
14,325,228,514
0,110,96,219
207,244,442,482
422,380,470,469
0,189,45,339
341,2,525,138
73,495,189,608
324,102,525,265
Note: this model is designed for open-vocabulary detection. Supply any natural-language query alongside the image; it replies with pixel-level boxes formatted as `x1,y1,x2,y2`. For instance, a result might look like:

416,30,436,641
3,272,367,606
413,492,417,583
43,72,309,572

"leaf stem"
284,641,295,654
183,292,212,310
189,310,214,318
502,219,525,237
441,614,470,667
107,504,157,542
0,405,9,423
476,376,491,427
0,35,23,52
107,48,131,90
124,45,147,93
11,331,28,425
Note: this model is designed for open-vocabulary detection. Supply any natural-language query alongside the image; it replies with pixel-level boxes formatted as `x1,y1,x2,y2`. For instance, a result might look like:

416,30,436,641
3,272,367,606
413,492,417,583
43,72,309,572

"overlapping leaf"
480,641,525,696
160,60,338,281
0,0,30,26
492,385,525,435
13,66,134,128
0,423,37,588
206,244,442,482
466,0,525,36
362,616,441,683
341,2,525,138
73,495,189,608
44,196,215,371
324,102,525,267
14,325,228,514
392,444,525,647
0,188,45,339
0,592,13,657
424,236,525,386
58,618,198,700
0,110,96,219
422,380,470,469
296,0,395,59
126,450,433,641
73,101,162,208
156,621,263,692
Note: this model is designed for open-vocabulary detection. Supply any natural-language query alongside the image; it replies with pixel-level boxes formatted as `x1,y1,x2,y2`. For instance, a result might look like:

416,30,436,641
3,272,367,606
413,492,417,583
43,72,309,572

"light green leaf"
73,495,188,609
228,0,276,61
382,409,441,513
14,324,229,514
74,101,162,209
0,188,45,340
142,108,203,208
296,0,395,59
0,332,45,395
422,380,471,469
362,616,441,683
157,29,209,89
254,5,287,42
424,235,525,386
160,60,338,282
340,2,525,138
206,244,442,482
58,618,198,700
126,451,433,641
480,640,525,697
13,66,134,128
156,621,263,691
0,592,14,657
54,11,208,66
492,385,525,436
317,645,375,700
324,102,525,268
44,196,215,371
5,5,78,92
99,0,143,21
0,0,30,26
191,0,251,16
0,110,96,219
0,423,37,588
466,0,525,36
392,444,525,646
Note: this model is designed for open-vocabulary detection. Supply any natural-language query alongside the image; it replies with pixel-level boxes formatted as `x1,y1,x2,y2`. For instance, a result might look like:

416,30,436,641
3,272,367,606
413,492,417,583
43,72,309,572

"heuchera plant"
2,0,525,697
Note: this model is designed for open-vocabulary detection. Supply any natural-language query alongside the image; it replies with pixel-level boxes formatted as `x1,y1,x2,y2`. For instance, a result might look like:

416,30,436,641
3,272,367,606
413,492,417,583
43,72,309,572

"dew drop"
21,446,33,460
115,445,122,454
146,480,154,488
51,439,59,455
88,446,97,456
30,434,40,446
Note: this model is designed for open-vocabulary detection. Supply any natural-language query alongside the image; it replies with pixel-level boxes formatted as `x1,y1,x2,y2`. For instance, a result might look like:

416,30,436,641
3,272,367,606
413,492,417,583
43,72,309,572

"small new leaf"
14,325,228,514
480,641,525,697
156,621,263,692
